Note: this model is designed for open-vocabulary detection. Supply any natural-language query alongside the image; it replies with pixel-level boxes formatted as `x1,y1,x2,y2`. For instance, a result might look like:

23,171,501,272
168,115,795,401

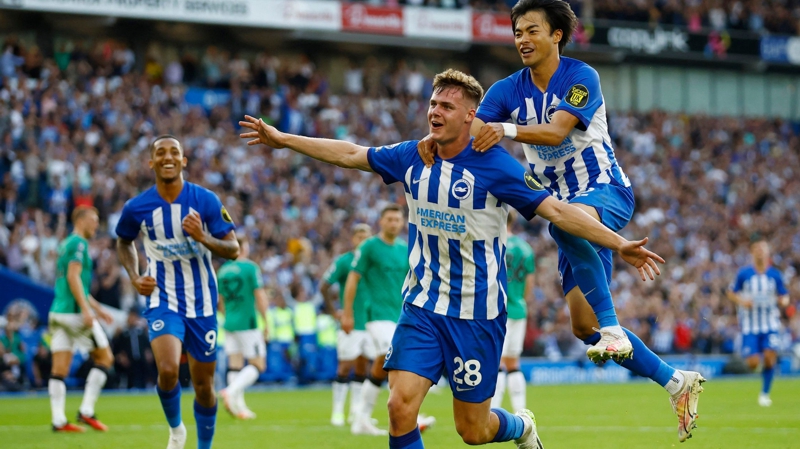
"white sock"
49,378,68,427
229,365,260,395
170,422,186,435
236,388,249,412
507,370,527,412
664,370,685,395
348,381,363,419
491,370,507,409
359,379,382,420
227,370,239,388
332,380,349,417
600,325,625,337
79,368,108,417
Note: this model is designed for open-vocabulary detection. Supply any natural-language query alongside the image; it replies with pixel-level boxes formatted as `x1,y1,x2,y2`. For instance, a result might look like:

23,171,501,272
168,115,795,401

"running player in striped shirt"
727,237,790,407
240,69,662,449
218,235,269,420
116,136,240,449
491,211,535,413
418,0,705,441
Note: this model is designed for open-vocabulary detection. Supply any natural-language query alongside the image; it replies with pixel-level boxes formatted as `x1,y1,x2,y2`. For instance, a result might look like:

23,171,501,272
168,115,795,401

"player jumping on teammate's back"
491,211,535,414
727,237,791,407
116,136,239,449
218,235,269,420
49,206,115,433
417,0,705,442
321,223,374,427
241,68,664,449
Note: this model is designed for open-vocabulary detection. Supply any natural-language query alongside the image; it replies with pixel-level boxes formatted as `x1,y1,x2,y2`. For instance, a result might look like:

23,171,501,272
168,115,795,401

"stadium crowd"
1,36,799,390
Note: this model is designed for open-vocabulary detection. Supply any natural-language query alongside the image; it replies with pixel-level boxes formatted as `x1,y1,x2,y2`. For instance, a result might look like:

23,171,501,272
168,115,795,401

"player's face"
751,241,770,263
149,138,187,183
514,10,562,68
379,211,404,238
428,87,475,146
81,212,99,239
352,230,369,247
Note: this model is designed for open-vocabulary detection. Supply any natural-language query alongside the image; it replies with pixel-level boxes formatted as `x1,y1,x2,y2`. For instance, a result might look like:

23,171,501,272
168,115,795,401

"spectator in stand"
112,307,155,389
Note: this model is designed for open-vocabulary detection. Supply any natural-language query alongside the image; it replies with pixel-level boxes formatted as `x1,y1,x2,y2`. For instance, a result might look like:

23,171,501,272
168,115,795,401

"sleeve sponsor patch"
565,84,589,108
221,206,233,223
524,172,544,191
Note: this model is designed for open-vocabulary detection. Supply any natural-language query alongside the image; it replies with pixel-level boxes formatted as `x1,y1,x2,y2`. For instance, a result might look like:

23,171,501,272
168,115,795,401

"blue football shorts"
741,332,780,357
549,181,635,295
384,303,505,403
145,307,218,363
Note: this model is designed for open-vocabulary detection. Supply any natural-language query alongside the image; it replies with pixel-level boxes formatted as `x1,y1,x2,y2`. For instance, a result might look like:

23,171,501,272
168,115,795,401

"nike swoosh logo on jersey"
455,386,474,392
412,177,429,184
205,350,216,356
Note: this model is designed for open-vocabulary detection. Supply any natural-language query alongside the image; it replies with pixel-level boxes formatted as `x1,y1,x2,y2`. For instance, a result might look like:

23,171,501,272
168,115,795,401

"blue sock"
550,225,618,327
389,427,424,449
194,400,217,449
491,408,525,442
156,384,182,428
762,367,774,394
618,328,675,387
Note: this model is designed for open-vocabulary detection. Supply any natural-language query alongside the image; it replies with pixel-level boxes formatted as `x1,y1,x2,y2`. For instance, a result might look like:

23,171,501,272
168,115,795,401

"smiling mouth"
430,120,443,131
520,48,534,56
162,164,176,169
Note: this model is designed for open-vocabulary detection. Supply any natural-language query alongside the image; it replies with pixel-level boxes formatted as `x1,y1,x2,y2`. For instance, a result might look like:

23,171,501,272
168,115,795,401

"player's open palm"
239,115,286,148
416,135,437,168
133,276,157,296
617,237,665,281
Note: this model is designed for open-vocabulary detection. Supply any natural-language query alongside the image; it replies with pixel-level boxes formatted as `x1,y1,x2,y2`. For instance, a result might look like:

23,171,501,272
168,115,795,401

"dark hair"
432,69,484,108
380,204,404,218
149,134,183,157
511,0,577,55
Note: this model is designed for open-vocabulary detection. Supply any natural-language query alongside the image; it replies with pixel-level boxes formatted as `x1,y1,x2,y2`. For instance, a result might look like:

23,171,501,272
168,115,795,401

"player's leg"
77,319,113,431
351,321,393,435
222,344,244,417
441,308,541,447
150,314,188,449
759,334,779,406
387,370,431,449
493,318,527,412
383,304,447,448
332,329,357,426
231,331,266,418
349,352,370,424
49,318,83,432
567,291,706,441
185,315,219,449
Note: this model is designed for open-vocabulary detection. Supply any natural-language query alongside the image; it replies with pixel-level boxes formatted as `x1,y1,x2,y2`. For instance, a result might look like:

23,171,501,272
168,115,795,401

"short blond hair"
432,69,484,108
72,205,98,224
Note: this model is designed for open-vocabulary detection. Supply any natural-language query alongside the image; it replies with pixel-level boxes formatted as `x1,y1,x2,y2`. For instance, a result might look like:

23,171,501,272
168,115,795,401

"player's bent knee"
455,424,488,445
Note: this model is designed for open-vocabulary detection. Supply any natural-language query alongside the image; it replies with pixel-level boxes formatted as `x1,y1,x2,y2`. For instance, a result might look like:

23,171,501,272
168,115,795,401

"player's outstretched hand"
417,135,437,168
472,123,505,152
239,115,286,148
617,237,665,281
133,276,157,296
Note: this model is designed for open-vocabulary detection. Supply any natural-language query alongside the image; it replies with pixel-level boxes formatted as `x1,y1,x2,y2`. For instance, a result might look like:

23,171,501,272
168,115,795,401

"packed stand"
593,0,800,35
1,37,799,391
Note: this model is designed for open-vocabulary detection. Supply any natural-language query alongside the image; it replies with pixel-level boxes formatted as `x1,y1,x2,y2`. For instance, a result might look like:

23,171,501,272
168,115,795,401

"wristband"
501,123,517,139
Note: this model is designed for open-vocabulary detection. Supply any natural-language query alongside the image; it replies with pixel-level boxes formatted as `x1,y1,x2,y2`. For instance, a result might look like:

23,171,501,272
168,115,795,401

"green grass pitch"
3,377,799,448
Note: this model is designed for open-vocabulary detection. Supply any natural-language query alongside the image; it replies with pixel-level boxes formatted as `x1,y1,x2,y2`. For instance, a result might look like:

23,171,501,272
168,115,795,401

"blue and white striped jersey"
368,140,549,320
731,266,787,335
115,182,235,318
476,57,630,201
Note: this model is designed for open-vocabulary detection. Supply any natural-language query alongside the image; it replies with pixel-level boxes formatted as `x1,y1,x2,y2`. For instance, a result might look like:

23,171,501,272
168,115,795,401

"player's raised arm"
534,196,664,281
239,115,372,172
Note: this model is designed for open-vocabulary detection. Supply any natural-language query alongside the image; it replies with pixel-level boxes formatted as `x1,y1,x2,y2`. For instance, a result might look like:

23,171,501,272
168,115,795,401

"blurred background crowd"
1,1,799,391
